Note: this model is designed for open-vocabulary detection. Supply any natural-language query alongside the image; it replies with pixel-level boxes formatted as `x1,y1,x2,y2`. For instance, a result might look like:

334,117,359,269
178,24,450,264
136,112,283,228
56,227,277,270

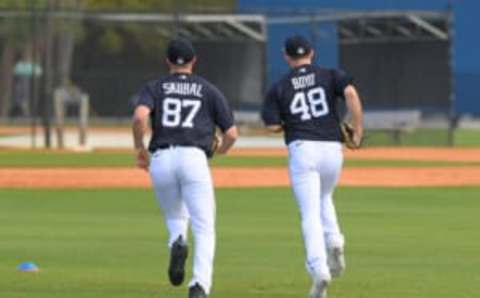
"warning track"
1,148,479,189
1,166,480,189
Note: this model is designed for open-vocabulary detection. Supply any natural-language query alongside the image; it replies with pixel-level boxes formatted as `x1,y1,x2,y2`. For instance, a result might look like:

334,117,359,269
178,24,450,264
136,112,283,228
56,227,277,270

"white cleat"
309,279,328,298
327,247,346,278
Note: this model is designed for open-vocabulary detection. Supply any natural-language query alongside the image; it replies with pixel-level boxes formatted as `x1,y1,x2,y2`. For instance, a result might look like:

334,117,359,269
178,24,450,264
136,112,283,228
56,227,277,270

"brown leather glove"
340,122,362,149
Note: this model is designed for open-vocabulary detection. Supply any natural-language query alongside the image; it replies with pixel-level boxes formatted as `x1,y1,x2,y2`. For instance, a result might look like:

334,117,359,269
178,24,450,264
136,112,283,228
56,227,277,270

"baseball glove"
340,122,361,149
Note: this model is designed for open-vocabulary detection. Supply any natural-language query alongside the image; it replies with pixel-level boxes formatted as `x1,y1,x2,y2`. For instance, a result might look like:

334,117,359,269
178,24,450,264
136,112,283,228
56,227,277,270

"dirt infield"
1,166,480,189
1,148,479,189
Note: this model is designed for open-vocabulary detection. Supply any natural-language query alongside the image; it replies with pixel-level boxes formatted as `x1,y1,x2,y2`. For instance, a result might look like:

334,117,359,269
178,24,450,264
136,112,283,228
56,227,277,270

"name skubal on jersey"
163,82,204,97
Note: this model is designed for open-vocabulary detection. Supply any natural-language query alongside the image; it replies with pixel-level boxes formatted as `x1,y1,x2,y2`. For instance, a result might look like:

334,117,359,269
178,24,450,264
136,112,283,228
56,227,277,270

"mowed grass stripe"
0,187,479,298
0,151,479,168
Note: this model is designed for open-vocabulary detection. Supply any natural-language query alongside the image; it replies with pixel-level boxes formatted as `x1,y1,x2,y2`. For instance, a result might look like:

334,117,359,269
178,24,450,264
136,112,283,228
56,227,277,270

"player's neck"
289,58,312,68
170,66,193,74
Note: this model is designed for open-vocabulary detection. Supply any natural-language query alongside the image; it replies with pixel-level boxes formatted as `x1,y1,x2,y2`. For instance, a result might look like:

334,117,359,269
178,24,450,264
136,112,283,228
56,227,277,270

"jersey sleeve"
333,69,354,97
211,87,235,132
261,85,282,126
134,84,155,110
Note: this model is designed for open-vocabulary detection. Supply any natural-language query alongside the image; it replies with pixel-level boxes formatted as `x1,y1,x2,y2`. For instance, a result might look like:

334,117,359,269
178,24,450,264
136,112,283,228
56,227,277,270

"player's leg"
178,147,216,296
322,190,346,279
150,149,190,285
317,142,345,277
288,141,332,284
150,149,189,246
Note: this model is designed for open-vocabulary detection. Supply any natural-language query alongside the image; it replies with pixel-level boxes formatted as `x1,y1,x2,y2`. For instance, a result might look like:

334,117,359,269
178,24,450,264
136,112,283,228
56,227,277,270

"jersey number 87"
290,87,329,121
162,97,202,128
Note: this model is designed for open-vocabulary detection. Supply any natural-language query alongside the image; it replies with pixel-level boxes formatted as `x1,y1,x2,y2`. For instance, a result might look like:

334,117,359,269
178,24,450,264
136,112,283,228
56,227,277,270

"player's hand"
135,147,150,171
215,135,231,155
212,134,223,155
341,122,363,149
352,127,363,148
214,126,238,156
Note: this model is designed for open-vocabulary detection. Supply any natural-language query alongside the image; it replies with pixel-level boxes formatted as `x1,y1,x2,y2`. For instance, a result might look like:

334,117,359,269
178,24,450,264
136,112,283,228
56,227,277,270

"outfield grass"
362,128,479,147
0,151,289,168
362,129,451,147
0,187,479,298
455,129,480,147
0,150,479,168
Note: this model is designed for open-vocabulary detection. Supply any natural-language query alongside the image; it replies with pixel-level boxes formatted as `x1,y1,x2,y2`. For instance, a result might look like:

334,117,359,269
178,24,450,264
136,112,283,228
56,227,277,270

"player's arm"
132,105,149,150
132,105,151,170
216,125,238,155
333,69,363,147
212,87,238,155
132,85,155,170
344,85,364,147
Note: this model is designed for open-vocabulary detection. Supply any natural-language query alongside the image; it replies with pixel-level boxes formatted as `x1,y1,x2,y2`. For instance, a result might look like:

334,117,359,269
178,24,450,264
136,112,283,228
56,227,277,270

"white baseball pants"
288,140,345,282
149,146,215,294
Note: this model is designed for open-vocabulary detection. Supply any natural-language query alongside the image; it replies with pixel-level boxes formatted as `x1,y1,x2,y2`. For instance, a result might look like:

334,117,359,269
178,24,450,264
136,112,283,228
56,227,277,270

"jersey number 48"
162,97,201,128
290,87,329,121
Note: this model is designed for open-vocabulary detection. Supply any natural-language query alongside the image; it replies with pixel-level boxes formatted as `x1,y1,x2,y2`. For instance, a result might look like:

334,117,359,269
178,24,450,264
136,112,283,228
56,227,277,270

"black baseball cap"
284,35,312,58
167,38,196,65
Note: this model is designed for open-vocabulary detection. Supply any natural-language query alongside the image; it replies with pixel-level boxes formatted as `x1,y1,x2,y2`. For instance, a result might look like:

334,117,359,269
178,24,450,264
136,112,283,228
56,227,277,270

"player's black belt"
154,144,210,158
157,144,175,149
156,144,204,151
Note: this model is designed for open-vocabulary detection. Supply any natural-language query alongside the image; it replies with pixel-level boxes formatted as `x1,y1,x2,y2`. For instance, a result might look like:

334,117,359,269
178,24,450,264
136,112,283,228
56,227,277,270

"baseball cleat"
168,235,188,286
309,279,328,298
189,283,208,298
327,247,346,278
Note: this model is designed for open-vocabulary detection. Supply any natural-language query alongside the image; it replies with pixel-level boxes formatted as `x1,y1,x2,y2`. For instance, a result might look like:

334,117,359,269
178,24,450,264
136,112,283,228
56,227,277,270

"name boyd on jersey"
163,82,203,97
291,73,316,90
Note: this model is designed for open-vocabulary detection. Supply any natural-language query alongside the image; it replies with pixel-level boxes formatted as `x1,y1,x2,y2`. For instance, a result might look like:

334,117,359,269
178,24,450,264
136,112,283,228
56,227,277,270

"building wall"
238,0,480,115
340,41,450,111
238,0,448,12
452,1,480,115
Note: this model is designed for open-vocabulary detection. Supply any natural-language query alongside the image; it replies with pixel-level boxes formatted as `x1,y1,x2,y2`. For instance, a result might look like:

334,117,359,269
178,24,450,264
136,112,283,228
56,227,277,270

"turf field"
1,187,479,298
454,129,480,147
361,128,479,147
0,150,479,168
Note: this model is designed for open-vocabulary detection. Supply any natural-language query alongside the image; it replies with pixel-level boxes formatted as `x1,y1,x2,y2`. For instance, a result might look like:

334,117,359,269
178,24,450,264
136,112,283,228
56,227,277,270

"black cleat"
189,283,208,298
168,235,188,286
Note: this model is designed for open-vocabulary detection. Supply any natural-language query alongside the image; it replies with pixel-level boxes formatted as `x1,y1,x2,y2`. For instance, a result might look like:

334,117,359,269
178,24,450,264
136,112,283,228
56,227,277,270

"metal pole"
309,14,320,65
446,2,456,147
43,0,55,148
260,18,268,104
172,0,181,37
29,0,38,149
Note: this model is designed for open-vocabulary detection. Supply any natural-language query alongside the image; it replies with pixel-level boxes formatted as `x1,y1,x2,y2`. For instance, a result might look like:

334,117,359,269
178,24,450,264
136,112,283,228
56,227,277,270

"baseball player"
132,38,238,298
261,35,363,298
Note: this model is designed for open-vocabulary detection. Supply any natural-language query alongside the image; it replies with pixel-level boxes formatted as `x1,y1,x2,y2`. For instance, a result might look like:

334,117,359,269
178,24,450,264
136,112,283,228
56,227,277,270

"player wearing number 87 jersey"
132,38,238,298
261,35,363,298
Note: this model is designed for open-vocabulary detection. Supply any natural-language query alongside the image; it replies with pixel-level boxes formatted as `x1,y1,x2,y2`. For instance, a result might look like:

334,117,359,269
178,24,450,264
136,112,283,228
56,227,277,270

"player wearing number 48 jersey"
262,35,364,298
132,38,238,298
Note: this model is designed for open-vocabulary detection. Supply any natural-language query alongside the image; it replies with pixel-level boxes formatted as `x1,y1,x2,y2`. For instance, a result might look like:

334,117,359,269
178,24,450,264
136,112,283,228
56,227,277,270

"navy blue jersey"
262,64,353,144
134,73,234,157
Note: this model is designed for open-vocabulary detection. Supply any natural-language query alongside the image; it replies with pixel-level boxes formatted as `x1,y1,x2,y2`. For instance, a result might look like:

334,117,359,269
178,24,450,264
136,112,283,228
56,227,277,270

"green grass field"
455,129,480,147
1,187,479,298
352,128,478,147
0,151,479,168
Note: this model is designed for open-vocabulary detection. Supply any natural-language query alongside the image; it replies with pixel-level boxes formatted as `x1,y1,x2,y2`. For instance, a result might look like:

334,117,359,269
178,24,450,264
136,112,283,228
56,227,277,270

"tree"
0,0,46,117
0,0,78,117
0,0,234,118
